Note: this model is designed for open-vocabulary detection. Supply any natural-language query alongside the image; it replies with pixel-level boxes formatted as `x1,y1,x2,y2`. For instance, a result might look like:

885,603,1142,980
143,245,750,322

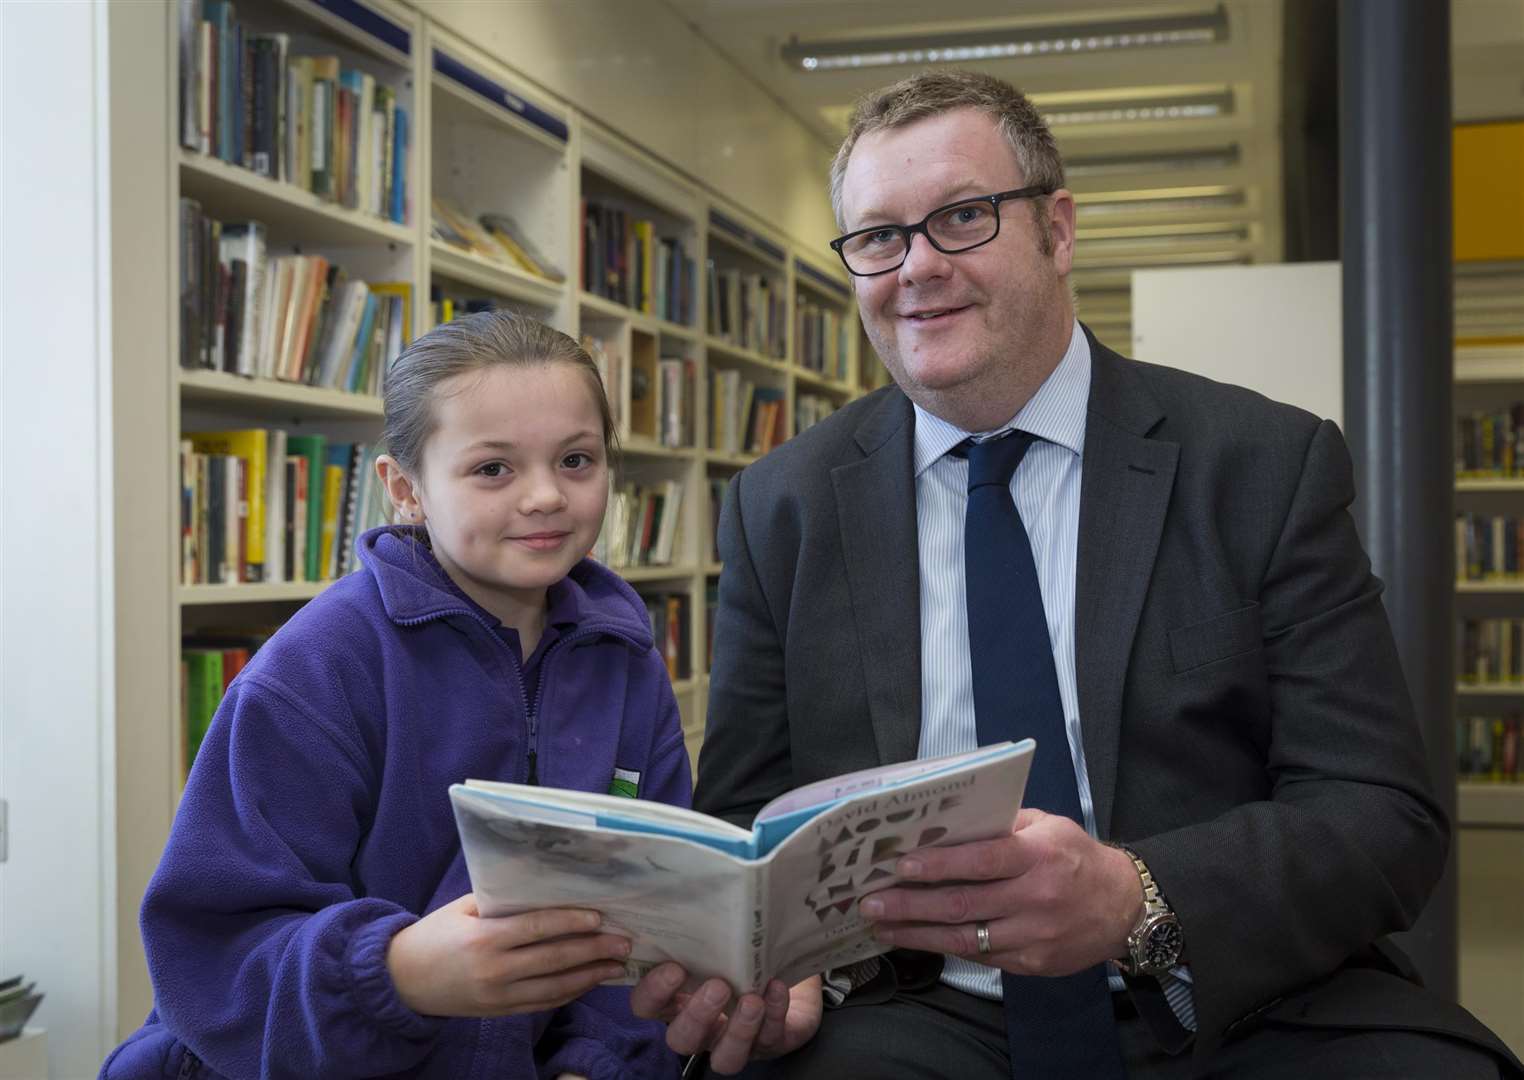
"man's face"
839,108,1075,417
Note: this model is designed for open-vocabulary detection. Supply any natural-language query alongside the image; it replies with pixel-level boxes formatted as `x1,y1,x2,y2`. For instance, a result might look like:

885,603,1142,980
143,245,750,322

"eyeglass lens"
839,200,999,274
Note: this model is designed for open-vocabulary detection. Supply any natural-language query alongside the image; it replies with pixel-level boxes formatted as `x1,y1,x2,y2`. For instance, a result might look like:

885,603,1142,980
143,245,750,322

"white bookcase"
112,0,864,1032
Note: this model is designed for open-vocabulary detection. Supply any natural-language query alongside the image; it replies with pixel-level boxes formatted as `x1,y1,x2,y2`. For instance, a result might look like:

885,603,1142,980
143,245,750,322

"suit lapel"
1076,336,1178,837
832,391,922,766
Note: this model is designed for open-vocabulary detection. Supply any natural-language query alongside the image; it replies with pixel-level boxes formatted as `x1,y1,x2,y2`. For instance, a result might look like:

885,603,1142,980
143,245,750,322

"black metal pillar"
1339,0,1456,999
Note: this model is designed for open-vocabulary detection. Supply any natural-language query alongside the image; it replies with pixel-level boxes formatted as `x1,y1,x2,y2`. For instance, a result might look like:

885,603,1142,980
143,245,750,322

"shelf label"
312,0,411,56
709,209,786,263
434,51,570,143
794,257,852,301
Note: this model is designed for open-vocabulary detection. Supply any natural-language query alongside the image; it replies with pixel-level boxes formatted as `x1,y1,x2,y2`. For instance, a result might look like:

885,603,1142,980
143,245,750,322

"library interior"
1,0,1522,1077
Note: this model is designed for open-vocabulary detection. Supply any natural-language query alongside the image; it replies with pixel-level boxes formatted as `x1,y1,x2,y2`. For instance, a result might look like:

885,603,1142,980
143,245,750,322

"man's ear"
1046,188,1077,276
376,454,423,524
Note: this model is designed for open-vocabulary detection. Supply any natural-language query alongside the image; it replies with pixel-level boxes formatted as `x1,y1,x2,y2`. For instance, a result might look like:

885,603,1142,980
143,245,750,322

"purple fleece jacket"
102,526,690,1080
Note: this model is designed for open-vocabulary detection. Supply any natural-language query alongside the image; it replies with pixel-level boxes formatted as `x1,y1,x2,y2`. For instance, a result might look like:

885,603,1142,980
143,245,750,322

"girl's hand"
386,892,631,1017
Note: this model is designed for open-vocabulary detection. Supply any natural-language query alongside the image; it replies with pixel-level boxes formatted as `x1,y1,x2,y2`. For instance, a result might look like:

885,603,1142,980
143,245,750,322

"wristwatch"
1114,845,1184,977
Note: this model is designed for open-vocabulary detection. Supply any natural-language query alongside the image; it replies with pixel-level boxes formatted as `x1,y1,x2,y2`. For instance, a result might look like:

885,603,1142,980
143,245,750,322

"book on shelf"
182,628,275,778
655,357,696,449
706,263,786,359
747,387,787,455
431,198,565,285
182,430,386,586
639,590,691,681
602,480,684,569
184,429,269,582
582,335,624,433
1457,714,1522,782
1459,617,1524,684
707,368,751,456
1455,405,1524,478
1456,512,1524,580
178,199,409,394
449,739,1035,994
179,0,410,222
707,478,727,564
796,393,836,436
480,212,566,283
795,300,850,382
580,198,694,324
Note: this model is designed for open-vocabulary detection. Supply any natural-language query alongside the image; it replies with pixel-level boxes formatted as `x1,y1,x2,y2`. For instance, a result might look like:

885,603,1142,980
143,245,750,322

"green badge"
608,767,641,798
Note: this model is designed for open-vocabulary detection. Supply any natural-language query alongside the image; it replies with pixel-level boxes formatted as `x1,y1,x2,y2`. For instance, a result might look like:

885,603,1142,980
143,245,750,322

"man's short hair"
829,70,1066,233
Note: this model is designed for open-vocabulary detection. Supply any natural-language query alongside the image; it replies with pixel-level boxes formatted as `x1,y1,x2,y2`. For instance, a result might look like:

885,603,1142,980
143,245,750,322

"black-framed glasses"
829,185,1054,277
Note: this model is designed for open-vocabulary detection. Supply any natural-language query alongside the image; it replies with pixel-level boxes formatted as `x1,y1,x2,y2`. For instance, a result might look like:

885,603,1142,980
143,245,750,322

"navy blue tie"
960,432,1125,1079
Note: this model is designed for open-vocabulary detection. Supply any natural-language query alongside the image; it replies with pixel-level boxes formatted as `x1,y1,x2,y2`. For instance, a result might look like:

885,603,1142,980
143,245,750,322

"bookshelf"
115,0,866,1035
1452,263,1524,827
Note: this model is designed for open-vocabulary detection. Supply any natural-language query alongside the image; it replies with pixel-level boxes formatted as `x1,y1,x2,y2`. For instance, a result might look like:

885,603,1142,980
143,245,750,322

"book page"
452,787,753,987
463,778,756,852
757,740,1034,988
752,742,1027,856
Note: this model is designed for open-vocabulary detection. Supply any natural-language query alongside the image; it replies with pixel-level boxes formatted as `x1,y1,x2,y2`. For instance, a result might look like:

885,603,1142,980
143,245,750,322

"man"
633,70,1519,1078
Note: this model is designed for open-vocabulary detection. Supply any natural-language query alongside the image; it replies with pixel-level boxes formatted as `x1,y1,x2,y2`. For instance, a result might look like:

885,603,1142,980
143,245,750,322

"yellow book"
185,429,268,581
319,463,346,580
368,281,413,344
635,220,656,314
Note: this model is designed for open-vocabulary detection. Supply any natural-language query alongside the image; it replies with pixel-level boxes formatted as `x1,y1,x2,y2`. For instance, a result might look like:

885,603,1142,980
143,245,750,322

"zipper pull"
526,748,538,786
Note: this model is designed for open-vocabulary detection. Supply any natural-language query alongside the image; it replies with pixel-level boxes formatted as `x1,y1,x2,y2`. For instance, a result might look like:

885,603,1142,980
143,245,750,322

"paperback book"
450,740,1034,994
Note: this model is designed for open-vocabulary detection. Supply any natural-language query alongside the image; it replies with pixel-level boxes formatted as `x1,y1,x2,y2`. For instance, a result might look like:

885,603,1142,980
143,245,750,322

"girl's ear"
376,454,424,525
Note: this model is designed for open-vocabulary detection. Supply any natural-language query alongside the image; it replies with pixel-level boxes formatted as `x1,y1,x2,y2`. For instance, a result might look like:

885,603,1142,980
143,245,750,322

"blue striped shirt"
912,321,1196,1029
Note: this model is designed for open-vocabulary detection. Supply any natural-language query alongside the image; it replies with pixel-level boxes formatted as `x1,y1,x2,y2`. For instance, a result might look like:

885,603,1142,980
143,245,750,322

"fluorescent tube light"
1040,90,1234,126
783,5,1228,72
1075,186,1247,217
1064,145,1241,177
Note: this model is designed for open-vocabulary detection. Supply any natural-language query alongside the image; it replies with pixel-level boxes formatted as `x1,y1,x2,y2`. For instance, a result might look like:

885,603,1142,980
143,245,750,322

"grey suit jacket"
694,331,1464,1061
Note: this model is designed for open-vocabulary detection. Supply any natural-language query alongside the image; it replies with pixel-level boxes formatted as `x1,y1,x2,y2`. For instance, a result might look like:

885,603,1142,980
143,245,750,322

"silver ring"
975,921,992,955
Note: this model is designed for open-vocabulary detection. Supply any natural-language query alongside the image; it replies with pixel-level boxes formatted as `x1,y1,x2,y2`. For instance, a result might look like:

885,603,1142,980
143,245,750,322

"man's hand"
858,809,1143,976
630,965,823,1075
386,893,632,1017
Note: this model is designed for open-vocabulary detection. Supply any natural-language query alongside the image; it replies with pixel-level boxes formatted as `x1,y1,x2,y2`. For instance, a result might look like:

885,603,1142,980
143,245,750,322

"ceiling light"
1075,186,1247,217
1039,90,1234,127
1064,145,1241,177
783,5,1227,73
1076,222,1251,242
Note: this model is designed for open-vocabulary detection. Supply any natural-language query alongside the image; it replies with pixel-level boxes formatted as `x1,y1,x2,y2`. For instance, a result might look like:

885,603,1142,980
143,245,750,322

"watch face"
1144,919,1184,970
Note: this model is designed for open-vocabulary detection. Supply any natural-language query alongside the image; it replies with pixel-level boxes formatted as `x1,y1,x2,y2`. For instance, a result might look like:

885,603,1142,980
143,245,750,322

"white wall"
413,0,841,248
0,1,117,1076
1131,262,1343,424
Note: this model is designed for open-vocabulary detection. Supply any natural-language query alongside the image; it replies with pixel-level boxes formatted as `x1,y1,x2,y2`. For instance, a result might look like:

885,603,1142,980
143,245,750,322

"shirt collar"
912,319,1090,477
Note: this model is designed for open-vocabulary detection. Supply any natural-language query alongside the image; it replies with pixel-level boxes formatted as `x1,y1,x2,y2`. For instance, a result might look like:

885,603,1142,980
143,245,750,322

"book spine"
319,462,345,579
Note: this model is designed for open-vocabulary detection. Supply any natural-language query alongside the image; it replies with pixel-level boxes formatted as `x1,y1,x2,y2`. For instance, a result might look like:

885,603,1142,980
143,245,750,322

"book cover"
451,740,1034,994
318,456,347,580
258,428,284,582
182,649,225,777
185,429,268,581
285,434,326,582
309,56,340,199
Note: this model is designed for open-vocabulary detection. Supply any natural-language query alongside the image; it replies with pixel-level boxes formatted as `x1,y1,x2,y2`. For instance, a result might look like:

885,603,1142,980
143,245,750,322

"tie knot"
959,431,1035,491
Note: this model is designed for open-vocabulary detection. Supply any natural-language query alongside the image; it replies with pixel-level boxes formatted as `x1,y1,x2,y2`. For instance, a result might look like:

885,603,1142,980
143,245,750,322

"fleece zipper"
522,628,600,785
395,607,634,786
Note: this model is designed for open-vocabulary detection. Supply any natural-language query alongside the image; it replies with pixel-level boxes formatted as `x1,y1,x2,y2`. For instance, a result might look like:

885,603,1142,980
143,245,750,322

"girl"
104,312,690,1080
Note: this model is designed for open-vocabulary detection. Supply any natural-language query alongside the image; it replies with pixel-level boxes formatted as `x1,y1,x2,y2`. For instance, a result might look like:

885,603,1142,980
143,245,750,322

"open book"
450,739,1034,994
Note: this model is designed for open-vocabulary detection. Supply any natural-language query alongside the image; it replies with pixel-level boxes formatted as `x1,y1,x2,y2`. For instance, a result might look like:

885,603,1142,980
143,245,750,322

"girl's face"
412,363,609,626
